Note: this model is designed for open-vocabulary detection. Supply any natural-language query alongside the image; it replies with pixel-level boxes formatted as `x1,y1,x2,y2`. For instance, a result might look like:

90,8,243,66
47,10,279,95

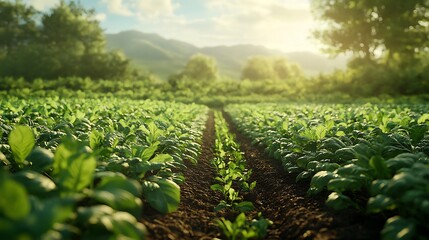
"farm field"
2,1,429,239
1,98,429,239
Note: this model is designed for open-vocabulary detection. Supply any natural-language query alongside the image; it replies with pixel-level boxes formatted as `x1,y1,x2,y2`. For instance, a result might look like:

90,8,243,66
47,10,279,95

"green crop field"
0,97,207,239
1,98,428,239
226,103,429,239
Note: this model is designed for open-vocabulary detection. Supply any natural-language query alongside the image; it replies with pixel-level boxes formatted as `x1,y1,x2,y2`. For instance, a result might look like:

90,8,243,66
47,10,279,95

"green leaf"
26,197,75,237
210,184,224,192
89,129,104,150
234,201,255,212
417,113,429,124
367,195,396,213
381,216,415,240
142,178,180,214
26,147,54,171
369,156,391,179
235,212,246,225
325,192,357,211
110,211,147,239
8,125,35,164
140,142,159,161
327,178,362,193
95,173,142,197
371,179,390,195
334,147,357,162
0,177,30,220
55,138,96,193
12,170,56,196
408,124,428,144
93,189,142,218
386,153,418,172
149,154,173,164
308,171,337,195
214,201,230,212
77,205,147,239
336,164,368,177
94,176,142,218
315,125,327,140
296,156,310,168
296,171,312,182
59,153,96,193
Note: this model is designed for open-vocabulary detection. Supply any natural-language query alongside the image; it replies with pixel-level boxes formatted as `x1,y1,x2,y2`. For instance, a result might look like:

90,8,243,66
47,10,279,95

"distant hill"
106,30,347,80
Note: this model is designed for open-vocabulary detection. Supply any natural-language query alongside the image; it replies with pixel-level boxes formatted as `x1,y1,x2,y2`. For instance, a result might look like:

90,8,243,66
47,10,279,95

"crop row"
211,111,271,240
226,103,429,240
0,97,207,239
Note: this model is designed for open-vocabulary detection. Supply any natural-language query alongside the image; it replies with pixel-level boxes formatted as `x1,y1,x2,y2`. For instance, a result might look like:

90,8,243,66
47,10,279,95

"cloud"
102,0,133,16
26,0,58,10
94,13,107,22
102,0,177,18
135,0,177,18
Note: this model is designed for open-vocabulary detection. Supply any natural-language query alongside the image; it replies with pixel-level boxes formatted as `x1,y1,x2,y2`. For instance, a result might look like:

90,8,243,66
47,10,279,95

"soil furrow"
141,111,222,240
222,111,381,240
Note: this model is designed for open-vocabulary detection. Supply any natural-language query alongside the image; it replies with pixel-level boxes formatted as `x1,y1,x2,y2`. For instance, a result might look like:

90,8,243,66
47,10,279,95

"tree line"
0,0,130,80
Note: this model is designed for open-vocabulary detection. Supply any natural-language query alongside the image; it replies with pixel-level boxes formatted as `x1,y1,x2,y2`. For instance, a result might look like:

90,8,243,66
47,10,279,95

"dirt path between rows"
222,111,382,240
141,111,222,239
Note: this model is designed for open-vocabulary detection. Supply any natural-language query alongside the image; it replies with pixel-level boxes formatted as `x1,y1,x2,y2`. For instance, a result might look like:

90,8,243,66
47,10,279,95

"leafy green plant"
0,98,209,239
217,212,272,240
211,111,256,212
226,103,429,239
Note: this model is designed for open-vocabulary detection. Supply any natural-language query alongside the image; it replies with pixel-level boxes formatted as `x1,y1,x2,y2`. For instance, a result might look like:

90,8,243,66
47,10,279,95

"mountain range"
106,30,348,80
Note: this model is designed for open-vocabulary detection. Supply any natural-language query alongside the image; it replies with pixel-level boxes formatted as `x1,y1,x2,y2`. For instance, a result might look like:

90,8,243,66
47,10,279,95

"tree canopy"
312,0,429,62
181,54,219,81
241,57,303,81
0,0,130,80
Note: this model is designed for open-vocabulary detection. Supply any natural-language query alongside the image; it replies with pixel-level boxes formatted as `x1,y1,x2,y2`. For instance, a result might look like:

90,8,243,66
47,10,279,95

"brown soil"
141,111,223,239
222,111,383,240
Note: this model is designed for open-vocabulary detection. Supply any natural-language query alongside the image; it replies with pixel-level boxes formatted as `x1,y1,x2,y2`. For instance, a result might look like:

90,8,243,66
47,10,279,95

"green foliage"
310,0,429,97
226,102,429,239
0,1,130,80
211,111,256,212
182,54,219,81
0,97,209,239
0,1,38,56
54,137,97,193
217,212,272,240
142,177,180,214
381,216,416,240
0,174,31,220
8,125,35,165
241,56,303,82
312,0,428,60
168,54,219,89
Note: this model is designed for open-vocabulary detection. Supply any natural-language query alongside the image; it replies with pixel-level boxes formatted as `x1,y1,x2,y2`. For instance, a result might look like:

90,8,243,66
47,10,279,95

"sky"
18,0,321,53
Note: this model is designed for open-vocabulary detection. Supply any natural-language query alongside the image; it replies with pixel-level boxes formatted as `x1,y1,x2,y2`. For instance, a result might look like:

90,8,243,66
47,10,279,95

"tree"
0,0,130,80
0,1,38,57
241,57,275,81
181,54,218,81
311,0,429,61
241,57,303,81
272,58,303,80
40,0,129,79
